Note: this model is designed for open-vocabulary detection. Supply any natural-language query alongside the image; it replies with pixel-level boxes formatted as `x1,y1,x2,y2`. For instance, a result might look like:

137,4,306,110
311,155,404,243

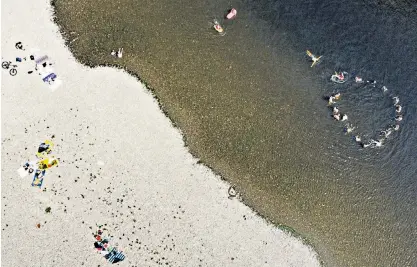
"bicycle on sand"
2,61,18,76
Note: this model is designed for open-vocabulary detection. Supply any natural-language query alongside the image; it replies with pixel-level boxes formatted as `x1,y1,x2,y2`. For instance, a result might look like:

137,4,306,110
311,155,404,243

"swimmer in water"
334,93,341,100
363,139,382,148
396,105,402,113
381,128,393,138
394,124,400,131
382,86,388,92
393,96,400,105
395,115,403,122
355,76,363,83
333,113,341,121
354,135,361,142
341,114,348,121
372,139,383,147
333,107,339,115
344,124,355,133
306,50,321,67
328,96,335,105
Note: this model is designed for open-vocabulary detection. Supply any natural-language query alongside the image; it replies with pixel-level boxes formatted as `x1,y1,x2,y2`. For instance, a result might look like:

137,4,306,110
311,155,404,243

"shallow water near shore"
52,0,417,266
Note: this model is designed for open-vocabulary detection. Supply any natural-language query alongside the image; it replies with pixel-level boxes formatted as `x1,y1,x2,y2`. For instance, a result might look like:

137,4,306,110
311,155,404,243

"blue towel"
105,248,125,264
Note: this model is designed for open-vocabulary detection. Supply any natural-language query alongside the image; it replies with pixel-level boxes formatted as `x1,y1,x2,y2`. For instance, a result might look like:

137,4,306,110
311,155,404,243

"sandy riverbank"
1,0,320,266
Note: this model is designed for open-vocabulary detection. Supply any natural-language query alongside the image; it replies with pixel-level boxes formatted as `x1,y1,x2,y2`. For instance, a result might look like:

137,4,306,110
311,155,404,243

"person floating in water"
393,96,400,105
328,93,341,105
306,50,321,67
395,105,402,113
354,135,361,142
395,115,403,122
341,114,348,121
333,107,339,115
355,76,363,83
381,128,393,138
333,113,341,121
344,124,355,134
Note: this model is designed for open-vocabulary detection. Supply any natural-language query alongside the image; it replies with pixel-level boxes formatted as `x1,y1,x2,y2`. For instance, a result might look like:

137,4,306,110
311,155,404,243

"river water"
52,0,417,265
244,0,417,265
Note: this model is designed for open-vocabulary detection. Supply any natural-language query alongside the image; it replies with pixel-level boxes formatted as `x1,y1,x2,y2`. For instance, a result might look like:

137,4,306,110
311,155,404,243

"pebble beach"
0,0,321,266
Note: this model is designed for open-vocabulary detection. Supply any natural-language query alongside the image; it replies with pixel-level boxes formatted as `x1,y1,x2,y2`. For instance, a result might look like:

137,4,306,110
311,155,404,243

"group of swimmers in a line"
306,50,405,148
328,93,348,121
327,90,403,148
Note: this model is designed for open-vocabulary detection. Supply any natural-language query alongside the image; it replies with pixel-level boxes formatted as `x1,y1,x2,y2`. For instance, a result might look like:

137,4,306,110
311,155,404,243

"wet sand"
0,0,321,266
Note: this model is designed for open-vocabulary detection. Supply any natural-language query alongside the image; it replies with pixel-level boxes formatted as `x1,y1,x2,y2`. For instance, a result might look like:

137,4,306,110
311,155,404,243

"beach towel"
104,247,125,264
37,140,54,158
31,170,46,188
38,157,59,170
17,161,36,178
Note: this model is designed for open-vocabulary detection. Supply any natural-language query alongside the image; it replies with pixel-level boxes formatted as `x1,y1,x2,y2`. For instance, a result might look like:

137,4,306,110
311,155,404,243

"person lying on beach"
37,140,54,158
362,139,382,148
37,157,59,170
